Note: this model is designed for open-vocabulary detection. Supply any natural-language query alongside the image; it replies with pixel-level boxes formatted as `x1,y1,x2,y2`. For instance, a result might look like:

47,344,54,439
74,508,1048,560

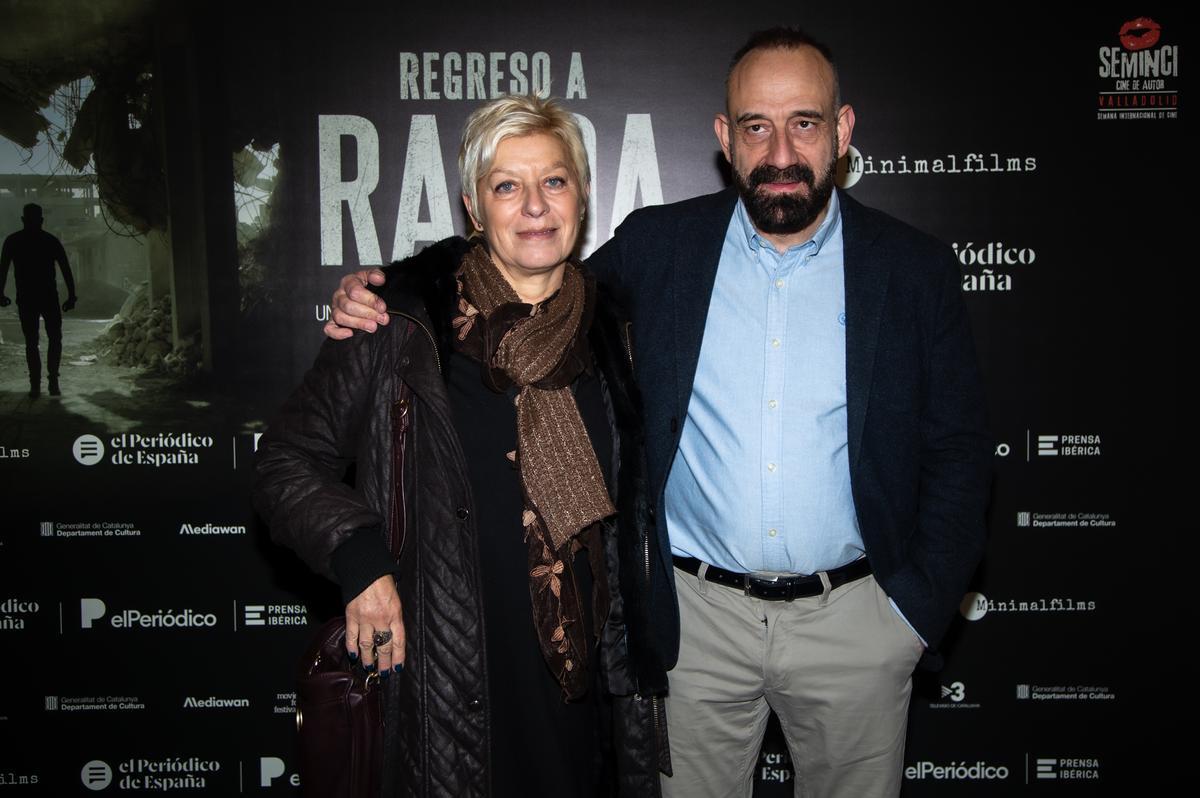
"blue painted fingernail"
393,663,404,674
348,651,358,662
380,668,390,680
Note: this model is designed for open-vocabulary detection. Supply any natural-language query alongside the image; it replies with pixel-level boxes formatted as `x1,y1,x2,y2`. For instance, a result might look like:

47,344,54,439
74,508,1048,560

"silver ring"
372,630,393,647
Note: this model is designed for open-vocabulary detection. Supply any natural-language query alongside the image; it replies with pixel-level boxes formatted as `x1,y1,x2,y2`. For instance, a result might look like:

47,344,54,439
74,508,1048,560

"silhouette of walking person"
1,203,78,398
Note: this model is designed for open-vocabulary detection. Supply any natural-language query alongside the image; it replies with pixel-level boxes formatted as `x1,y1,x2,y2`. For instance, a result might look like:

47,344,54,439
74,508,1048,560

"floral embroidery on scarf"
531,557,564,598
452,295,479,341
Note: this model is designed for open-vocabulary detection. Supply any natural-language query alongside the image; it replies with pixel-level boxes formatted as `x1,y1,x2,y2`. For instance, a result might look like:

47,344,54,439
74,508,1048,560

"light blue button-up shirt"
664,192,865,575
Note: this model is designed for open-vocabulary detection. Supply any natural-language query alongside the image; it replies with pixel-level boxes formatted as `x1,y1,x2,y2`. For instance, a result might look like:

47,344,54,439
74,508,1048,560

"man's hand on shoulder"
324,268,389,340
62,296,77,312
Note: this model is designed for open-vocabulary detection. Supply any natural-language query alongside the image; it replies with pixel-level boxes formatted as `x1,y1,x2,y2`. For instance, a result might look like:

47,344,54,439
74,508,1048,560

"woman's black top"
446,350,614,797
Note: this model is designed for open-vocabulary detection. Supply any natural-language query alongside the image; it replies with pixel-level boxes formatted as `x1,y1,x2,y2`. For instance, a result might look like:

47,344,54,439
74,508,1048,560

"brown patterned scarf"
453,242,615,699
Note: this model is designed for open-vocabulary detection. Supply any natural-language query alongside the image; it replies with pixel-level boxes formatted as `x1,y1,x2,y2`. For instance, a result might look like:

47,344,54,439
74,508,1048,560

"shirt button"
768,399,777,409
767,463,777,472
771,338,781,348
768,529,778,537
775,279,784,289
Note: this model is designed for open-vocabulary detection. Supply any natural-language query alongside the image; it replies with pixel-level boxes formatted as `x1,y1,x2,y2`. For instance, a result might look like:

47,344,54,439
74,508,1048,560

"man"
324,28,990,798
1,203,78,398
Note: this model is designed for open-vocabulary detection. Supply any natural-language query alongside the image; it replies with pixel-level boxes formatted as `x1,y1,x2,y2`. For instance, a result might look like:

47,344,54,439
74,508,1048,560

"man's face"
715,46,854,243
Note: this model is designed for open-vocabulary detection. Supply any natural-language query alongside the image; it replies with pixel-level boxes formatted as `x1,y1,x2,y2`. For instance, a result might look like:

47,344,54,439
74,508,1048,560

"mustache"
747,163,815,189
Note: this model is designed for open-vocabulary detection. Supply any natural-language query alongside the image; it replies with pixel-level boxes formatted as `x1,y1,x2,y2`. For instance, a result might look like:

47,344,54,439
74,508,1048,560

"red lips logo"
1118,17,1161,51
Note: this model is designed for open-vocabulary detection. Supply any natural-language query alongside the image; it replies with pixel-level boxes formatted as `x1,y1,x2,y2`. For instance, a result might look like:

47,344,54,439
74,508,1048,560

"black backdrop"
0,1,1183,794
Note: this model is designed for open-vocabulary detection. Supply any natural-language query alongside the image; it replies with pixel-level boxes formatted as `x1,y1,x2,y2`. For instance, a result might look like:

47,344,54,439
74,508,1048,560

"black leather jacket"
255,238,669,797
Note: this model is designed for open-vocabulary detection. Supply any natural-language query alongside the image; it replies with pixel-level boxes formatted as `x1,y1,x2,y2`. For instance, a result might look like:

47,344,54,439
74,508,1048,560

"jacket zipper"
388,310,442,374
389,392,411,557
385,307,437,561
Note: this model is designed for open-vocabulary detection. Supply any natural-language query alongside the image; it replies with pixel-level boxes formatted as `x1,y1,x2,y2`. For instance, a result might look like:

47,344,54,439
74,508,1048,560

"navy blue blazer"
588,187,991,675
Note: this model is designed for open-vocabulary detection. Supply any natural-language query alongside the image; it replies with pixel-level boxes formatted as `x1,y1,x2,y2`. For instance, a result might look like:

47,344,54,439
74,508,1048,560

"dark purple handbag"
294,384,412,798
296,617,384,797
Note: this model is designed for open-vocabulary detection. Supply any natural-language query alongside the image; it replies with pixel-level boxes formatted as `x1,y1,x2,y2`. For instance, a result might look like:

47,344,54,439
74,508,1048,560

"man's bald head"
726,27,841,115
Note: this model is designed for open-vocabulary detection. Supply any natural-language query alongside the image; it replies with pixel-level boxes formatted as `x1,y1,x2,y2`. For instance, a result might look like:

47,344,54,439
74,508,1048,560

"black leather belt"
672,556,872,601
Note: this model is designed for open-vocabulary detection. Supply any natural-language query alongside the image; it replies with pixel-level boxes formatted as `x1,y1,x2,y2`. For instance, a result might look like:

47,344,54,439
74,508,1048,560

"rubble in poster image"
90,283,202,375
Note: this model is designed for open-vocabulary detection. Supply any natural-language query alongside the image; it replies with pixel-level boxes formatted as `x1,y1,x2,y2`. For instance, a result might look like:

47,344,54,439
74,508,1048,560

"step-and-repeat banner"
1,1,1180,794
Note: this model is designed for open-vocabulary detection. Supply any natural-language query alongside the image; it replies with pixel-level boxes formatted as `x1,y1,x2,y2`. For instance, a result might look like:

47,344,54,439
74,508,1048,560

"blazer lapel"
672,189,738,421
840,190,891,471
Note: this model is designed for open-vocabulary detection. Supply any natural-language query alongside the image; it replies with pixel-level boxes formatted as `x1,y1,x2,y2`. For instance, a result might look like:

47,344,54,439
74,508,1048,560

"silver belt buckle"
743,572,780,597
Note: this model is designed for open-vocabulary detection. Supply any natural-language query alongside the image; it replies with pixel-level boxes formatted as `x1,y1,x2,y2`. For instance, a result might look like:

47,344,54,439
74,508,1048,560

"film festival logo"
273,691,298,716
1036,757,1101,780
1097,16,1180,120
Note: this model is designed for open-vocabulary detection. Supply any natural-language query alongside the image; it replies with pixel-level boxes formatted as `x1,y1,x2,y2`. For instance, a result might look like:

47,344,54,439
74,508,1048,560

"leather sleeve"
253,331,392,584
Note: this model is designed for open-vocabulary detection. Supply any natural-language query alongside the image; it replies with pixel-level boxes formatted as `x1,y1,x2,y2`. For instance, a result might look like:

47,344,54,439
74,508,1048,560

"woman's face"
466,132,584,286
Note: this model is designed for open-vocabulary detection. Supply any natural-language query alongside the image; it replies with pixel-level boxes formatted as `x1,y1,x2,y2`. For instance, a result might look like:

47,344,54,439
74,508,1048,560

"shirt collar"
734,189,841,256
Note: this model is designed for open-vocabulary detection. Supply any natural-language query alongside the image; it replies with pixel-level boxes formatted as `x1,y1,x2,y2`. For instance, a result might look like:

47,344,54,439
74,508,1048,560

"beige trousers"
661,565,924,798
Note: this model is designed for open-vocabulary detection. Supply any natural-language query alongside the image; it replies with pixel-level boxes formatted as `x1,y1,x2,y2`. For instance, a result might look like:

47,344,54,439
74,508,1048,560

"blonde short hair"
459,95,590,221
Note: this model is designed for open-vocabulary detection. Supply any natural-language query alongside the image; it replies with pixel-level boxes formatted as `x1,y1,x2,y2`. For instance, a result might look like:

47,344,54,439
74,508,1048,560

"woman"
254,95,668,797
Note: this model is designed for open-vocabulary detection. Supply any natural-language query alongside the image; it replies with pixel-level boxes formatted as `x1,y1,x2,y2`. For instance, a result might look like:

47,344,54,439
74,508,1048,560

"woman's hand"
345,574,405,674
